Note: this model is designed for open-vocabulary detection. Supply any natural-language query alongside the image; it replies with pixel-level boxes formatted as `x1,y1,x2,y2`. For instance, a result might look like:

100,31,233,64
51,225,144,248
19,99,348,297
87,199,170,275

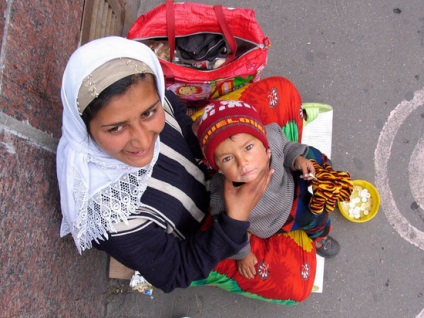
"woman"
57,36,316,304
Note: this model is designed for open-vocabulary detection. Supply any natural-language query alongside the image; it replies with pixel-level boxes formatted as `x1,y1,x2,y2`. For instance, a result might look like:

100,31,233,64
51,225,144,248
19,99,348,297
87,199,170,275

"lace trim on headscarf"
71,151,158,254
71,168,150,253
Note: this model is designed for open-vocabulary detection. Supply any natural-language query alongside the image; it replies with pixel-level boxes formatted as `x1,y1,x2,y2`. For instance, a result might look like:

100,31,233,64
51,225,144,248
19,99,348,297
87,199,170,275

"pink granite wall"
0,1,108,317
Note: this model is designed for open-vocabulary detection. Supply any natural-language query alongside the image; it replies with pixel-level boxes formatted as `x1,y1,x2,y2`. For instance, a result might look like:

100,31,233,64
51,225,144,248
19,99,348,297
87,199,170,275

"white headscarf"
57,36,165,253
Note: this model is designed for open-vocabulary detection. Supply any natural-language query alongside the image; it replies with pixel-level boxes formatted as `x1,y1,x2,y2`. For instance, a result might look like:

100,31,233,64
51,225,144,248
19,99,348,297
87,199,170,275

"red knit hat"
197,100,269,170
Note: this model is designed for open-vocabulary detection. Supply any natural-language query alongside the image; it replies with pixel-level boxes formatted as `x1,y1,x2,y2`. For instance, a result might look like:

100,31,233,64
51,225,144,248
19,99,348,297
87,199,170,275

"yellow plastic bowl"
337,180,380,223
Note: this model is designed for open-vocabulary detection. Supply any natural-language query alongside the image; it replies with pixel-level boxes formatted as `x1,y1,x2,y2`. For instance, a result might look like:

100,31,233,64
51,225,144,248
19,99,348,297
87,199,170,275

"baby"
197,100,340,279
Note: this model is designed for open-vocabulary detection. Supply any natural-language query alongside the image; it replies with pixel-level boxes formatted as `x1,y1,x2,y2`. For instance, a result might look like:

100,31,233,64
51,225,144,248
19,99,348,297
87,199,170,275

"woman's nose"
129,124,150,147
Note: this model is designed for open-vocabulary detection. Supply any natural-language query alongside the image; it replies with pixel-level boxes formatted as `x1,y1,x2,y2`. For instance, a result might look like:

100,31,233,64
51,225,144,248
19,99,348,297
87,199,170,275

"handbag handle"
213,5,237,64
165,0,237,65
166,0,176,62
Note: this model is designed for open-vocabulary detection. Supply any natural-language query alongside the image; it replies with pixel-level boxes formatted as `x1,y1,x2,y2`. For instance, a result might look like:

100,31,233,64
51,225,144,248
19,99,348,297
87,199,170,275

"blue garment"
284,147,332,239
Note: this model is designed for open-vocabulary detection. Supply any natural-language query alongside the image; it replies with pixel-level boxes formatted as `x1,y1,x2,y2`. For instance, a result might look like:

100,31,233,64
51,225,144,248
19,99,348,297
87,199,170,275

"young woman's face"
214,133,271,183
89,78,165,167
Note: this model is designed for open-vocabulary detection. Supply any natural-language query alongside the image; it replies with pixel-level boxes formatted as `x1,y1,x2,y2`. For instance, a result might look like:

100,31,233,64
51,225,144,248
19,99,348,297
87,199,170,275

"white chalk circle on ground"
374,87,424,251
409,137,424,209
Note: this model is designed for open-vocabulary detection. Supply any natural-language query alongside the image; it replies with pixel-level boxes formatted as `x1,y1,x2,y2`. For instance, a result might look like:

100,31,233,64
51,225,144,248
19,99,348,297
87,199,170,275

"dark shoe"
315,236,340,258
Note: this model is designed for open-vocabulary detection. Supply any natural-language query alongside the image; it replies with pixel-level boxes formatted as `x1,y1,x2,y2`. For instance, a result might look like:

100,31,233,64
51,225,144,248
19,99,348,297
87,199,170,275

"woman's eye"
142,107,157,119
141,99,161,119
109,125,124,133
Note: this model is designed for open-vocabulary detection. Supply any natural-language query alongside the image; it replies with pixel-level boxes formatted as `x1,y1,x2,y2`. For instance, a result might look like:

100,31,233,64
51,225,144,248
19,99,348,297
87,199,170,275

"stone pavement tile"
0,132,108,317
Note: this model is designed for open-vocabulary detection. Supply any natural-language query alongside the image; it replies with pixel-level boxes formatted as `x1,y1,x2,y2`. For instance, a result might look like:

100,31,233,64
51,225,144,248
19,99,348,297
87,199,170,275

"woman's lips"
124,148,149,156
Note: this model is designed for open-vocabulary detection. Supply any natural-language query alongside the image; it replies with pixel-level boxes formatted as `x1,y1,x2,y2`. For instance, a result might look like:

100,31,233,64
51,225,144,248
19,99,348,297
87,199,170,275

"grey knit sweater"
209,123,309,259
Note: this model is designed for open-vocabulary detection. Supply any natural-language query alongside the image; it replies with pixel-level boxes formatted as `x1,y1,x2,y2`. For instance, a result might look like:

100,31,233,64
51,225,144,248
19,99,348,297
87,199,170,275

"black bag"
176,33,228,61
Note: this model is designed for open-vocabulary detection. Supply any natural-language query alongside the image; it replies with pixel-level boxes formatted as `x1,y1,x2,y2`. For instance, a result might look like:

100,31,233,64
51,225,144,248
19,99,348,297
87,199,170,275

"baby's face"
214,133,271,183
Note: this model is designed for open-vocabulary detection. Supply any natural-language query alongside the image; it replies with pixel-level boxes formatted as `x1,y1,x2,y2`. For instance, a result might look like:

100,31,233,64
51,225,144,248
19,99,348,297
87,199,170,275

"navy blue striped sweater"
94,91,249,292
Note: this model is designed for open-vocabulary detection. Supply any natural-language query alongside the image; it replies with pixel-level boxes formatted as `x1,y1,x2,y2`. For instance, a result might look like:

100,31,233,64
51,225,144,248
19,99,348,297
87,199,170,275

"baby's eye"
245,144,254,151
222,155,233,163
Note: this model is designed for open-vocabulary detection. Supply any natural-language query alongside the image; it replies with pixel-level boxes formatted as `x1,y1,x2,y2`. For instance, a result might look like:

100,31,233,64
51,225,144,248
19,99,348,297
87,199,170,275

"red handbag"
128,1,270,107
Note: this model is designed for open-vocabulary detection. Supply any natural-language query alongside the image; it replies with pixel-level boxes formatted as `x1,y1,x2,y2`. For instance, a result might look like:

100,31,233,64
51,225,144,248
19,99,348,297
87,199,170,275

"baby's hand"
294,156,316,180
237,252,258,279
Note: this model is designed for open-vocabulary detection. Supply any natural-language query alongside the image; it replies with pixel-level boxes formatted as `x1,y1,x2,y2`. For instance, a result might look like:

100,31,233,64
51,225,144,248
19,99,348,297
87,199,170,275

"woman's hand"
224,167,274,221
295,156,316,180
237,252,258,279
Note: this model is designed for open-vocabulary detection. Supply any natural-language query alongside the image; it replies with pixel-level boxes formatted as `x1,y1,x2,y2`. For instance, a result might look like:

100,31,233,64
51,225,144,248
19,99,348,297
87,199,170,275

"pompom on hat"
197,100,269,170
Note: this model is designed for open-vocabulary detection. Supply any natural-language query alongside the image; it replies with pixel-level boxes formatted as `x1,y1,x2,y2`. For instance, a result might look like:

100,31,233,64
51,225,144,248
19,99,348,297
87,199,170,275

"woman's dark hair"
81,73,157,132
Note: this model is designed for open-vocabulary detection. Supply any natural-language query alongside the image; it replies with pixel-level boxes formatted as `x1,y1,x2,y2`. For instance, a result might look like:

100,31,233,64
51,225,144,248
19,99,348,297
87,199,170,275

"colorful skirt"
191,230,316,305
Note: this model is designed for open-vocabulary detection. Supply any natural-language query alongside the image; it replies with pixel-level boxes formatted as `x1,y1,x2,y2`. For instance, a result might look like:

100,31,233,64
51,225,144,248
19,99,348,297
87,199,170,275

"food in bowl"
339,184,372,219
337,179,380,223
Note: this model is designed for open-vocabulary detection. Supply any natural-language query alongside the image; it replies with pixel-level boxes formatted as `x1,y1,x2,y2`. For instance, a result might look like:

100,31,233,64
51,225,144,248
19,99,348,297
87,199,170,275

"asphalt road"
107,1,424,317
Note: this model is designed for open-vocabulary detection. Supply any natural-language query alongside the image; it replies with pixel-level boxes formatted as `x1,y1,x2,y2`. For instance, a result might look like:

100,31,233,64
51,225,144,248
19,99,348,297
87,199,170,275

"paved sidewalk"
106,1,424,317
